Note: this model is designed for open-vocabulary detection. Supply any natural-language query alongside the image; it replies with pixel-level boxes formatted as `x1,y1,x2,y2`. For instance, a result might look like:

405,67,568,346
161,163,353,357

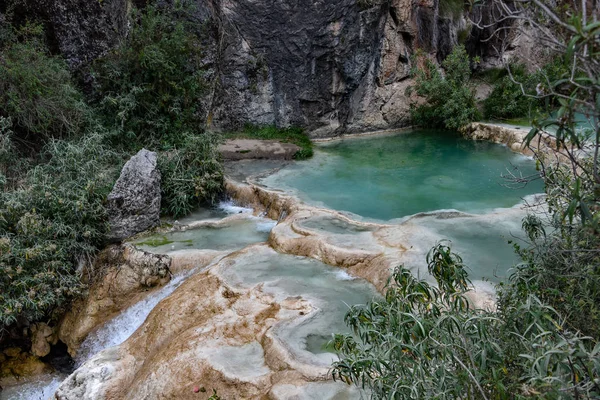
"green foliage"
0,117,26,190
91,2,210,150
502,158,600,338
409,46,481,130
0,132,124,326
0,2,225,333
158,133,224,218
0,24,89,147
483,64,537,120
225,125,314,160
483,61,571,121
332,245,600,399
427,241,470,294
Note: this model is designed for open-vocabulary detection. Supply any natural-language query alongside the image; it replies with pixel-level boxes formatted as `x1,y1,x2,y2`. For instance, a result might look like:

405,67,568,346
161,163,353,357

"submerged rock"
107,149,161,242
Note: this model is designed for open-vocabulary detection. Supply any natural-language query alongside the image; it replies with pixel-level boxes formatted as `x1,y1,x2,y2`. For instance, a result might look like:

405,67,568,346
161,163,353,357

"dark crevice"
41,341,75,374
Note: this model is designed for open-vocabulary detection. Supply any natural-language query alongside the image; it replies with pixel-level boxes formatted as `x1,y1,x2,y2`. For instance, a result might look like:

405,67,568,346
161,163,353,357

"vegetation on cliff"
0,3,224,334
408,45,481,130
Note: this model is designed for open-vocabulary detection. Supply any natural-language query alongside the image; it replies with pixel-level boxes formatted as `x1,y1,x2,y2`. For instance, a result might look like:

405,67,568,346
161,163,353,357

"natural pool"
133,216,275,254
261,130,544,221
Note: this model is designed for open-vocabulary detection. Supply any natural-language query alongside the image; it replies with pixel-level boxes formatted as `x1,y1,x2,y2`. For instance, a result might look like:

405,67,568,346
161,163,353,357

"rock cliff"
3,0,524,137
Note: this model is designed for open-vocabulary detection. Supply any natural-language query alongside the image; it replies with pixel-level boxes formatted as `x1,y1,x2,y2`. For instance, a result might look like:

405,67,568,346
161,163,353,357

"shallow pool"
133,216,275,254
217,247,379,365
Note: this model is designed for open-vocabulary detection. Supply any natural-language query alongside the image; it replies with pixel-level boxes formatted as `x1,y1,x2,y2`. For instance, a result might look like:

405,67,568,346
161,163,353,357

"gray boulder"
107,149,161,242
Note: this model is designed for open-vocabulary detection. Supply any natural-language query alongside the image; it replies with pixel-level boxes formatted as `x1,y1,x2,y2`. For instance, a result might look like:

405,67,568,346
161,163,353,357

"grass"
224,125,313,160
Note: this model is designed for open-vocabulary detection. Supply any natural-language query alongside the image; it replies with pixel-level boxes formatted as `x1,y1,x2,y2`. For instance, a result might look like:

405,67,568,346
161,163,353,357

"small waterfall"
74,267,198,366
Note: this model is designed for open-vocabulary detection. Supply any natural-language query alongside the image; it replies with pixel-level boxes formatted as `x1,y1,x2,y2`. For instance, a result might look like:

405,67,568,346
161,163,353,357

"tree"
471,0,599,227
408,45,481,130
332,244,600,399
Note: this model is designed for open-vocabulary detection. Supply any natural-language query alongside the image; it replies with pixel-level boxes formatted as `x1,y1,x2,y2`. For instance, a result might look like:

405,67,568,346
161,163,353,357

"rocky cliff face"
2,0,129,68
209,0,472,137
4,0,512,137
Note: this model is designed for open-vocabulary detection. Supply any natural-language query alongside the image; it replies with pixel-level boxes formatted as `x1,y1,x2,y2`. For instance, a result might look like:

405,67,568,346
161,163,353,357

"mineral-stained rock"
59,244,171,355
107,149,161,242
30,323,56,358
54,247,362,400
0,347,52,387
219,139,301,161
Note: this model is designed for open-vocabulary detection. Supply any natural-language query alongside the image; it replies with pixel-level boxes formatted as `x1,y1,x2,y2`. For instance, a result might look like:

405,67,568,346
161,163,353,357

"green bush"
409,46,481,130
158,133,224,218
0,117,27,191
0,2,226,334
483,60,571,121
0,132,124,326
91,2,211,150
501,159,600,338
483,64,536,120
0,24,89,146
332,244,600,399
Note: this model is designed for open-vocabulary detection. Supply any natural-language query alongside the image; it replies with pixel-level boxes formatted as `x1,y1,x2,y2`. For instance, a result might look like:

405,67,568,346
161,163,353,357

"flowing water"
0,374,66,400
261,130,544,220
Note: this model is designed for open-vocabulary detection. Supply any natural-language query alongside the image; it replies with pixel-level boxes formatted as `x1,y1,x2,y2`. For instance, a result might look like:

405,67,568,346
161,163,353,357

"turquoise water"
262,130,544,221
218,247,378,363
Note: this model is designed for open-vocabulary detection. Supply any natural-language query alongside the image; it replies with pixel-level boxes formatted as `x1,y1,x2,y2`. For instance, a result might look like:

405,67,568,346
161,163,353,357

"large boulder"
107,149,161,242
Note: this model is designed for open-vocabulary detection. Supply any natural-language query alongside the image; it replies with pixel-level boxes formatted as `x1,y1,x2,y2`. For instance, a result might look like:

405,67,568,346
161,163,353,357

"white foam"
0,373,66,400
218,200,253,215
75,268,196,366
333,270,355,281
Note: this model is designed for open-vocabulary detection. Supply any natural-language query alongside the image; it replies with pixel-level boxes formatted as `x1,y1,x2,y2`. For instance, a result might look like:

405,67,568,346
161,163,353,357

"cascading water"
1,202,273,400
4,130,546,399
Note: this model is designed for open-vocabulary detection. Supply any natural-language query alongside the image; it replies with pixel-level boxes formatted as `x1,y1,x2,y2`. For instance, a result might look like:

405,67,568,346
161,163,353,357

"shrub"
409,45,481,130
0,132,123,327
501,158,600,338
0,117,27,191
0,24,89,147
482,60,571,121
332,244,600,399
483,64,536,120
158,133,224,218
90,2,211,150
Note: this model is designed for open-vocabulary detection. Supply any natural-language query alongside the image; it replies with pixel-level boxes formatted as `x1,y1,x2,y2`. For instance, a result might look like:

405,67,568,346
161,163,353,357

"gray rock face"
12,0,129,69
205,0,478,136
8,0,534,137
107,149,161,242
